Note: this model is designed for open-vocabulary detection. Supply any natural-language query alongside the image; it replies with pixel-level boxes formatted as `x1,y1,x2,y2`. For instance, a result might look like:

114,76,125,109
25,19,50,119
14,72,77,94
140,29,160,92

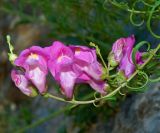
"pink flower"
118,35,135,78
11,69,38,97
70,45,107,93
112,38,126,63
14,46,49,94
69,45,103,80
109,35,135,65
47,41,77,98
111,35,144,78
47,41,107,98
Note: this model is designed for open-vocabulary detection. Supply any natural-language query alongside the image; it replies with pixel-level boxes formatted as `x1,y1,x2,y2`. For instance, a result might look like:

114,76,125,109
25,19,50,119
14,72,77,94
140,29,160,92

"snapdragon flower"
70,45,108,93
109,35,144,78
13,46,49,94
118,35,136,77
47,41,108,98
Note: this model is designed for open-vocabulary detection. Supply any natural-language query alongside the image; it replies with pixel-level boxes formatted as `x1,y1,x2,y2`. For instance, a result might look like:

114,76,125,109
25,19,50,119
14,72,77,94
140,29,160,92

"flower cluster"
11,41,108,98
10,35,144,99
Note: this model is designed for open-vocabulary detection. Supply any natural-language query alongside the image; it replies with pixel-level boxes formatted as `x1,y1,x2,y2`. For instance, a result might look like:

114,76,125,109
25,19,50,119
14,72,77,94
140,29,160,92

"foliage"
1,0,130,54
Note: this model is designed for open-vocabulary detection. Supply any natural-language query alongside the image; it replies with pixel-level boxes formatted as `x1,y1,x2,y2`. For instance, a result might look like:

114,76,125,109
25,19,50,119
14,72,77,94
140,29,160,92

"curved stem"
107,0,160,14
45,93,95,104
147,1,160,39
130,5,144,27
89,42,108,71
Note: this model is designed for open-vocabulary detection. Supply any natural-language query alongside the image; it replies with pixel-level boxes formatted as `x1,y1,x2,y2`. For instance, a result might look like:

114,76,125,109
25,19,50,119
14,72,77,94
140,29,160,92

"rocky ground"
28,83,160,133
111,83,160,133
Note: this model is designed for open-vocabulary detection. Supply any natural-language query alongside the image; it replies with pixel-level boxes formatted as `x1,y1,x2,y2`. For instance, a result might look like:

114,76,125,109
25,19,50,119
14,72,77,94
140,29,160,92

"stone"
111,83,160,133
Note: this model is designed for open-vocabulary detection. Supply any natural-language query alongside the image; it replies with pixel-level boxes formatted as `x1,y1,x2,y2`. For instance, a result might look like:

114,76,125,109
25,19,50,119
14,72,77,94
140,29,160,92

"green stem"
89,42,108,73
98,51,108,71
149,77,160,82
44,93,95,104
147,1,160,39
6,35,13,54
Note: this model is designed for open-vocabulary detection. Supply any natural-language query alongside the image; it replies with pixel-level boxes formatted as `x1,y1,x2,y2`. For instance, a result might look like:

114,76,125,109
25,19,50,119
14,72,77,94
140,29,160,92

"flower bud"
108,52,119,67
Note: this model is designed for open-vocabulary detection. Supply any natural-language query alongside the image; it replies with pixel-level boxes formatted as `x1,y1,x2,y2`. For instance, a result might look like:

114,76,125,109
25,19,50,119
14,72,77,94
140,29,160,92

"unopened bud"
108,53,118,67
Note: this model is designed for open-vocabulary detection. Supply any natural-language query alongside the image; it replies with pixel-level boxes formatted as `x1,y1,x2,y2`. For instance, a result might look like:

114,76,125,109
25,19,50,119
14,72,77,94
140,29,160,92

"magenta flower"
118,35,135,78
111,35,144,78
70,45,107,93
47,41,76,98
47,41,107,98
14,46,49,94
11,69,38,97
69,45,103,80
109,35,135,66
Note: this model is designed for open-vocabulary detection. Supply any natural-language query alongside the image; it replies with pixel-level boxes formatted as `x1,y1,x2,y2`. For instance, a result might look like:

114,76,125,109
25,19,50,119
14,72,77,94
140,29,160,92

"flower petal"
59,71,76,98
11,69,37,96
111,35,135,63
88,80,107,94
47,41,74,80
77,73,107,94
26,67,47,94
70,45,96,64
14,46,48,72
119,35,136,78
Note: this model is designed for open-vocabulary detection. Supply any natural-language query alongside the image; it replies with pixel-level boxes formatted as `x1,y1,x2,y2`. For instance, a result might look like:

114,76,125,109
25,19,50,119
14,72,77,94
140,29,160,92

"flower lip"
69,45,96,64
14,46,49,70
13,45,49,94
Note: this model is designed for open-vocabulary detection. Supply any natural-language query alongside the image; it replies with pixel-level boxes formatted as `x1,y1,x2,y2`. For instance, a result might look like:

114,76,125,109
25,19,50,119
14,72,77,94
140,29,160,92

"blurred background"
0,0,160,133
